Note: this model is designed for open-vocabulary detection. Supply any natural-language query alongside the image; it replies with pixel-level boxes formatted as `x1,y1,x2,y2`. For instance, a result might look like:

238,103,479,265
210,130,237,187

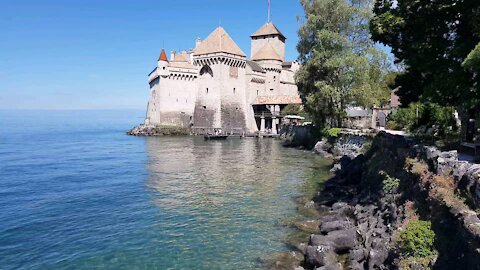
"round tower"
157,48,169,77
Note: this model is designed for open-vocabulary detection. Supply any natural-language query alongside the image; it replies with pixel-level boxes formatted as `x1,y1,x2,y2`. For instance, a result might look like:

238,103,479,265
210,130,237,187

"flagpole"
268,0,271,22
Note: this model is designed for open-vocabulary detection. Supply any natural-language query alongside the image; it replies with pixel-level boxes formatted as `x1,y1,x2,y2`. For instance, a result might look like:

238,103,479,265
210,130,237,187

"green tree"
463,43,480,74
282,104,304,116
296,0,391,129
370,0,480,136
388,102,457,136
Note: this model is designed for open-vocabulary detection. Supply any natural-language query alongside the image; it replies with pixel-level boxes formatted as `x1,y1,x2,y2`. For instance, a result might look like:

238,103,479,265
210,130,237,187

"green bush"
388,102,458,137
322,128,342,138
380,170,400,193
399,220,436,258
386,120,401,130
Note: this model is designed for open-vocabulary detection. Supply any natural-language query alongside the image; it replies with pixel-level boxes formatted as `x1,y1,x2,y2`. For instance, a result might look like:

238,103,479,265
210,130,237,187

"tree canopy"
370,0,480,111
296,0,391,129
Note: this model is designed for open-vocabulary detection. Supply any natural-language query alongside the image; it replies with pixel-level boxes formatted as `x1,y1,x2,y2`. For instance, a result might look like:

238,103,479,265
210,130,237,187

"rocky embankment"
293,132,480,270
127,124,189,136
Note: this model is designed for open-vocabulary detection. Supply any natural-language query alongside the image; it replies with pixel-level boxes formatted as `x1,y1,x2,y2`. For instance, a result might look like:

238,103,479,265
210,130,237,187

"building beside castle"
145,22,302,135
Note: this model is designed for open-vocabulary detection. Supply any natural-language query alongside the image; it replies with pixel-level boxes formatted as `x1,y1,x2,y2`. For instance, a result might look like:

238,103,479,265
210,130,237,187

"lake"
0,110,327,270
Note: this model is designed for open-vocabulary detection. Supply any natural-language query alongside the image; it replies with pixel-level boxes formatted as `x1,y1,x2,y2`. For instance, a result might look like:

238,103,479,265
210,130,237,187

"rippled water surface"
0,110,326,270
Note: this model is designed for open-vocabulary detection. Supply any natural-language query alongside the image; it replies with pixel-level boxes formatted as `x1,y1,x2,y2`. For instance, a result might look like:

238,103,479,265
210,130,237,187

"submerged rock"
295,220,321,234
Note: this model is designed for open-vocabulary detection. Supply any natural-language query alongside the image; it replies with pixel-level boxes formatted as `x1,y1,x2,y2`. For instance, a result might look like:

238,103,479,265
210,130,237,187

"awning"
253,95,302,105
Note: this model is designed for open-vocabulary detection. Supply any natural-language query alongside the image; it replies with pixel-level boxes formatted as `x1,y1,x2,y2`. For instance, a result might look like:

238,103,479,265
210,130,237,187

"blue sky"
0,0,304,110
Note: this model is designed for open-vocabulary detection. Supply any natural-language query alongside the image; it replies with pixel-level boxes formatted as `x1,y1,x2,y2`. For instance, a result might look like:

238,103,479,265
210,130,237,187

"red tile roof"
158,49,169,62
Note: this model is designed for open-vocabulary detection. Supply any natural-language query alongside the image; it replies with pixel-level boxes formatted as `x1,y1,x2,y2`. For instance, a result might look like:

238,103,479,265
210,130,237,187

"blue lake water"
0,110,325,269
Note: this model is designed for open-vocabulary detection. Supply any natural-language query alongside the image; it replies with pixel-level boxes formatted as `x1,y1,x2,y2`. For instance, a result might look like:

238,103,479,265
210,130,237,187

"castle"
145,22,302,135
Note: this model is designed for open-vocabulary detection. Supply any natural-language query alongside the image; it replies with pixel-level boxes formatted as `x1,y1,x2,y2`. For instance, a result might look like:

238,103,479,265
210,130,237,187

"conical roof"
251,42,283,61
251,22,286,39
193,27,246,57
158,48,168,62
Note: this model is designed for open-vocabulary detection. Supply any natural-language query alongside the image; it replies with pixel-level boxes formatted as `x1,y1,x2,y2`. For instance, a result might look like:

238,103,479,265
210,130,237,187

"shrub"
322,128,342,138
398,220,436,258
379,170,400,193
386,120,401,130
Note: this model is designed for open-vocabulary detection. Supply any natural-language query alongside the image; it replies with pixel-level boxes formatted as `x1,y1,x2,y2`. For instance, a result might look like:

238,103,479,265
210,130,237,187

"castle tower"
192,27,249,132
157,48,169,77
251,22,286,61
251,42,283,94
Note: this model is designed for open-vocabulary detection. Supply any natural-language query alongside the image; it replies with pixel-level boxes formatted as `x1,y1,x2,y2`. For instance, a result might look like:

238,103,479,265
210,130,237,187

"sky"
0,0,305,110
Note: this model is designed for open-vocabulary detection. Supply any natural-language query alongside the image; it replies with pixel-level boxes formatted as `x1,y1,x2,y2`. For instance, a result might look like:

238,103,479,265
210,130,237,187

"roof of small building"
247,61,265,73
251,22,286,39
158,49,169,62
173,52,188,62
168,52,196,69
251,42,283,61
193,27,246,57
253,95,302,105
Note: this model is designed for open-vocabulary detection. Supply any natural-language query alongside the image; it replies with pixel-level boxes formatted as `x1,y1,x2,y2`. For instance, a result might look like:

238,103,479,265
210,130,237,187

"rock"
320,220,351,234
348,261,365,270
262,251,304,270
304,200,316,208
330,163,342,173
349,248,367,262
314,262,343,270
310,229,357,252
331,202,348,211
295,220,321,233
305,245,338,268
296,242,308,255
368,248,389,269
314,140,333,157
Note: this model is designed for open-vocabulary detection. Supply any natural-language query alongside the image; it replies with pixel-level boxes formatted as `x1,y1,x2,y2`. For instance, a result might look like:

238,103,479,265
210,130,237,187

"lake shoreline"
288,131,480,269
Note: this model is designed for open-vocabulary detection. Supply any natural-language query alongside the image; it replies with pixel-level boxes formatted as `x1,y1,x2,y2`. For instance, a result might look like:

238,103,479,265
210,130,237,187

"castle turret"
251,22,286,61
251,42,282,94
157,48,169,77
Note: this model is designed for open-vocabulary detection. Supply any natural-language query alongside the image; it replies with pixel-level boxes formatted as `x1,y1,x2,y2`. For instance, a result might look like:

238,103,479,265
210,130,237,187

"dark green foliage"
463,43,480,73
282,104,304,116
399,220,436,258
387,103,458,137
370,0,480,113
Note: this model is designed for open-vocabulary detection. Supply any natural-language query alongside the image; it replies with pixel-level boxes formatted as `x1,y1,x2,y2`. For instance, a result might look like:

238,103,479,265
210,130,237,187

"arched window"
200,65,213,77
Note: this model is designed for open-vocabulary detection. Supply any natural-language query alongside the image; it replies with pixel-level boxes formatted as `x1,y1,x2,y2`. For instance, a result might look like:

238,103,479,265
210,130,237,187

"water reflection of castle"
144,137,290,209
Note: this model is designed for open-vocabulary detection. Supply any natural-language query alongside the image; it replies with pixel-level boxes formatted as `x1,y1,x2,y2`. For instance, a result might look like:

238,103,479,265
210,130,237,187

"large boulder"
314,140,333,157
320,219,352,234
310,229,357,252
305,245,338,268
